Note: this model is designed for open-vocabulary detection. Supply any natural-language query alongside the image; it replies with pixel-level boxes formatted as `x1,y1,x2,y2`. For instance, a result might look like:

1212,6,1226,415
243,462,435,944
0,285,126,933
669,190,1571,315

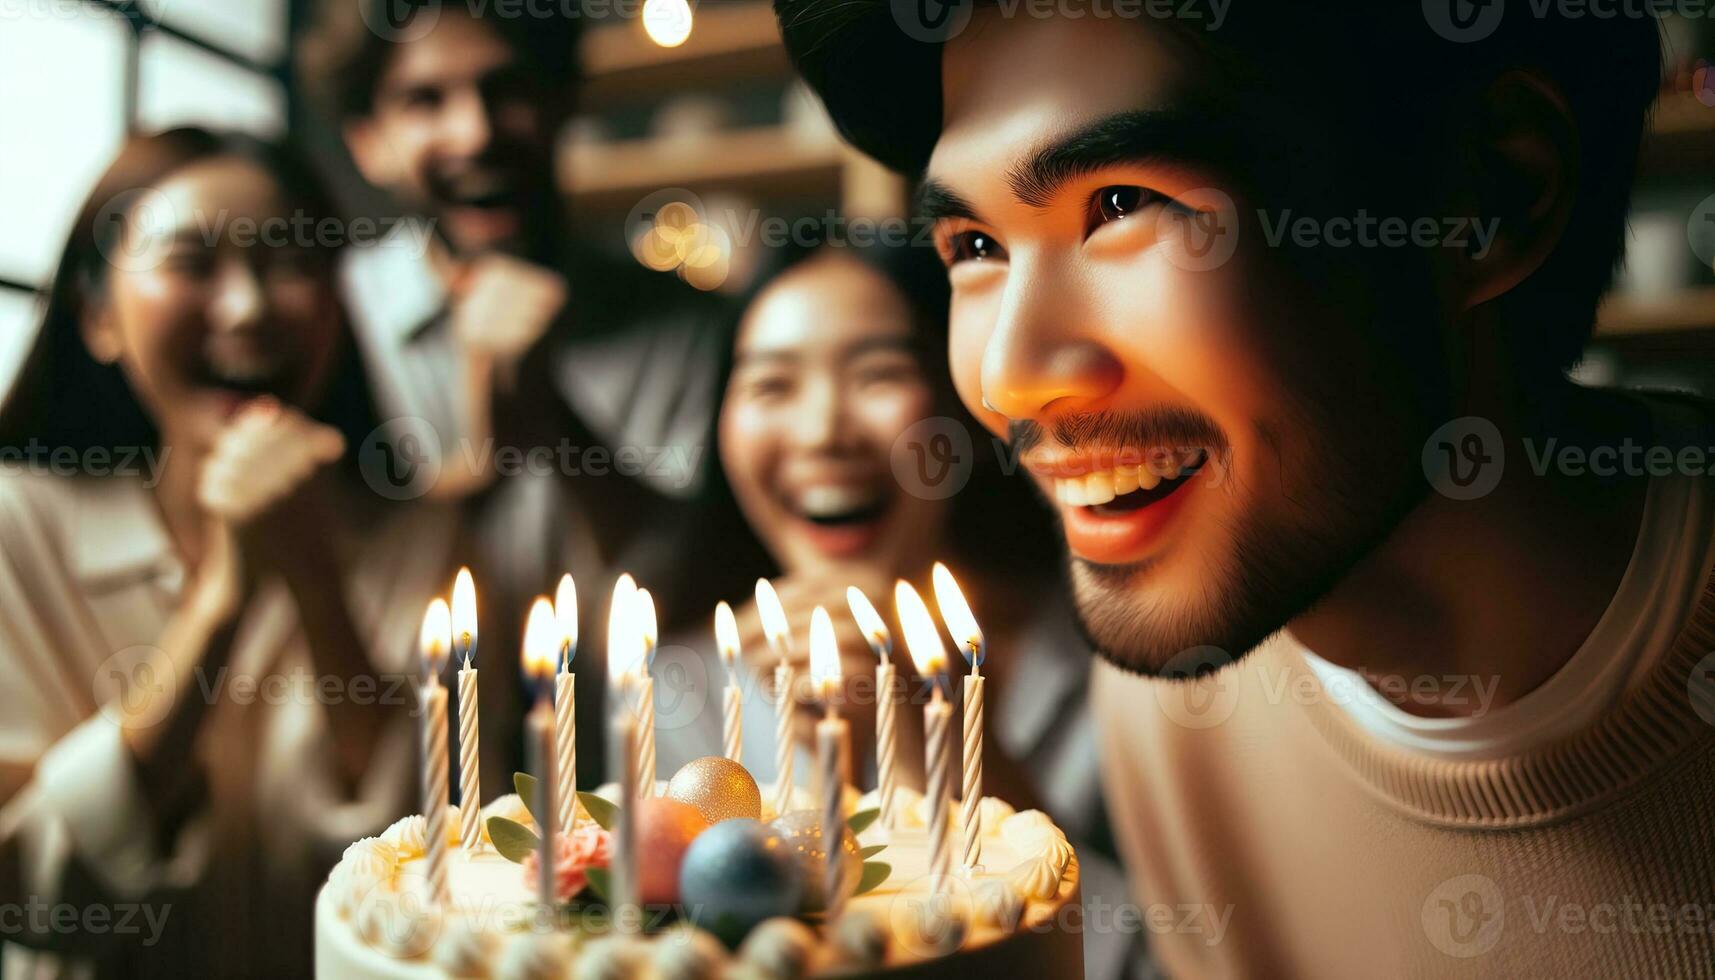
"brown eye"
946,230,1006,264
1094,185,1163,223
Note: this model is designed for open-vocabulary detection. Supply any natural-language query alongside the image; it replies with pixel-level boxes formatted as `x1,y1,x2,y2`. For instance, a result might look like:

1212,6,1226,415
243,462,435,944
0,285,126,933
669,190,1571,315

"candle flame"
607,573,637,681
809,605,840,696
636,587,658,673
554,573,577,669
714,600,740,666
894,580,946,678
451,566,477,664
754,578,790,656
421,597,451,674
845,585,891,661
931,562,985,668
521,596,558,680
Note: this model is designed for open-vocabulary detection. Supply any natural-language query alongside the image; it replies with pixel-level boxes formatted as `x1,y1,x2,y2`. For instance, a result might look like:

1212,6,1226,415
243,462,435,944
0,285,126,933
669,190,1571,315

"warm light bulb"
931,562,984,668
421,597,452,674
451,566,477,663
755,578,790,657
714,600,740,667
641,0,692,48
845,585,892,661
894,580,946,678
808,606,840,698
554,573,578,668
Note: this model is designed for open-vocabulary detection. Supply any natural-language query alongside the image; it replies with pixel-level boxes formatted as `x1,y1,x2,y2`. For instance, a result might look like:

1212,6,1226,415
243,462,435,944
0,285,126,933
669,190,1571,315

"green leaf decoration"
858,844,887,860
487,816,539,864
854,861,891,896
846,808,880,835
513,773,544,827
584,866,612,905
578,792,619,832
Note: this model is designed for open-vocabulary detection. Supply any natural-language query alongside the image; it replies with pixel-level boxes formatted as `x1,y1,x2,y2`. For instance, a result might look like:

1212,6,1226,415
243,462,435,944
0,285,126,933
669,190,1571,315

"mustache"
1008,408,1228,457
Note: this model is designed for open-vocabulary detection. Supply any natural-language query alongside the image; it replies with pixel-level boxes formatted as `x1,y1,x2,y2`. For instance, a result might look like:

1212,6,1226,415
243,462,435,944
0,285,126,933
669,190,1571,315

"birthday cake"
313,762,1081,978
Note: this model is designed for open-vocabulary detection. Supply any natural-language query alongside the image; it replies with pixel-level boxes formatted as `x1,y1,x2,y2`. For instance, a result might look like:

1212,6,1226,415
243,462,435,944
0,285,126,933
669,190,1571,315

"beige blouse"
0,470,461,979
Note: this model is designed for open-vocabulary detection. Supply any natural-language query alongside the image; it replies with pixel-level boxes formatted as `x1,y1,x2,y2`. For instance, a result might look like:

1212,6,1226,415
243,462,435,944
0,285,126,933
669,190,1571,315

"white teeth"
1114,467,1140,495
1050,449,1205,509
1085,472,1116,506
796,485,880,517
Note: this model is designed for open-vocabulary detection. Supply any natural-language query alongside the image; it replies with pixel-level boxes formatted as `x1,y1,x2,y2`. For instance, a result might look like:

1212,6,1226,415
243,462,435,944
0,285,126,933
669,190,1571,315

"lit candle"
634,587,658,798
607,576,641,931
932,563,986,875
846,586,897,832
809,606,850,921
451,568,481,853
896,581,952,897
714,601,743,764
553,573,579,836
756,578,795,815
419,598,452,906
521,597,559,915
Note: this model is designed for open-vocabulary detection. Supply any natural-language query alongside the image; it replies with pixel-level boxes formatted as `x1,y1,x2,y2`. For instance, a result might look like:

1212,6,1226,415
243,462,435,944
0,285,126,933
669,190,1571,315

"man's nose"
979,272,1122,420
440,87,494,159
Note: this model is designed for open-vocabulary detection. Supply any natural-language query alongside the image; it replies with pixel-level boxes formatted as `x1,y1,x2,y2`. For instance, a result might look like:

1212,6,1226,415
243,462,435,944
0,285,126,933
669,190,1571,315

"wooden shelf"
1640,92,1715,176
1596,286,1715,338
564,126,846,209
580,2,787,107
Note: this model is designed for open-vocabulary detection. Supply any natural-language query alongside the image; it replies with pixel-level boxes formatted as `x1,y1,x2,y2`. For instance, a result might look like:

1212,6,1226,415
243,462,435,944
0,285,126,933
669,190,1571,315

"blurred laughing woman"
0,129,460,977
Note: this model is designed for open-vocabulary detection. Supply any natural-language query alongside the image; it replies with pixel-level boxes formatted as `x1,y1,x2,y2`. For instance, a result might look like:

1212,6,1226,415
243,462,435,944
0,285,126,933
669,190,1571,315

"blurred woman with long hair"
0,128,460,976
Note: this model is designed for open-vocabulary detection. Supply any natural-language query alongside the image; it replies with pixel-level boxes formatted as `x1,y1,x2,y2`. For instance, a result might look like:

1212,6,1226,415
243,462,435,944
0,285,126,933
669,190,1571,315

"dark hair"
0,127,378,458
774,2,1663,375
299,0,585,121
704,233,1059,579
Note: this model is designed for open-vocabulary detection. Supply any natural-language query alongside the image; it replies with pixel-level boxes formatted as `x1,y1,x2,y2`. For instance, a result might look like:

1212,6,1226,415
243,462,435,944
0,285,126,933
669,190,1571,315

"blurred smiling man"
778,3,1715,977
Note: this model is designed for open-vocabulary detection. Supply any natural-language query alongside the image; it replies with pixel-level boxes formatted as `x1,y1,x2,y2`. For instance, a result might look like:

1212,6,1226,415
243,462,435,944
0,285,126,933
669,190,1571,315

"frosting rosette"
519,825,613,902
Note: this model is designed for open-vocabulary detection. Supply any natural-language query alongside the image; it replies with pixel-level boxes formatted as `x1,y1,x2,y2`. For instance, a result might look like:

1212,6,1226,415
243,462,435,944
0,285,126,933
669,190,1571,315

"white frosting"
318,794,1079,979
496,933,571,980
435,919,498,978
972,879,1024,931
977,796,1016,832
479,794,535,842
381,815,429,859
1007,852,1064,901
354,876,443,959
998,809,1057,847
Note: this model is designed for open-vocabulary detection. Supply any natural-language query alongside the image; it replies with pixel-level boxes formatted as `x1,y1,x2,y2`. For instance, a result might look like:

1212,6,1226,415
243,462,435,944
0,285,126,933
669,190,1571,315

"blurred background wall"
1,0,1713,395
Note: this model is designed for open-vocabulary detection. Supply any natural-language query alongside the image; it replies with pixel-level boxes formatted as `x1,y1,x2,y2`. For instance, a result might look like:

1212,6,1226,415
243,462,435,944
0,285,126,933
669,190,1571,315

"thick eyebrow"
917,104,1242,218
914,178,984,224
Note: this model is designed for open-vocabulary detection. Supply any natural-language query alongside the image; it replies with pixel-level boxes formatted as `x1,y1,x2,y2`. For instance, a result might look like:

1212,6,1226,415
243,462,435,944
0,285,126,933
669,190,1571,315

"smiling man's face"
928,11,1438,674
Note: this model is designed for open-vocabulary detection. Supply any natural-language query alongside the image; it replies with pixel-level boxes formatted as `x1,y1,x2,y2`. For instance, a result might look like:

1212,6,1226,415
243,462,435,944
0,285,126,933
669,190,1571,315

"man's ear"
1451,70,1579,311
344,116,401,189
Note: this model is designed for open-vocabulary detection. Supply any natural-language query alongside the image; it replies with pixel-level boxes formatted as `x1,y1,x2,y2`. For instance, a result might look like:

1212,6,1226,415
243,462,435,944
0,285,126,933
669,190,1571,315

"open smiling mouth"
1044,449,1211,566
1052,449,1209,511
784,485,891,557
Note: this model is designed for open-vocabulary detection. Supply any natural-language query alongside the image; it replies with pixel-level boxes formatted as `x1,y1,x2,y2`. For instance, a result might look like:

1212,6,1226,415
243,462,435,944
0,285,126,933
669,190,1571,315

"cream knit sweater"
1093,584,1715,978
